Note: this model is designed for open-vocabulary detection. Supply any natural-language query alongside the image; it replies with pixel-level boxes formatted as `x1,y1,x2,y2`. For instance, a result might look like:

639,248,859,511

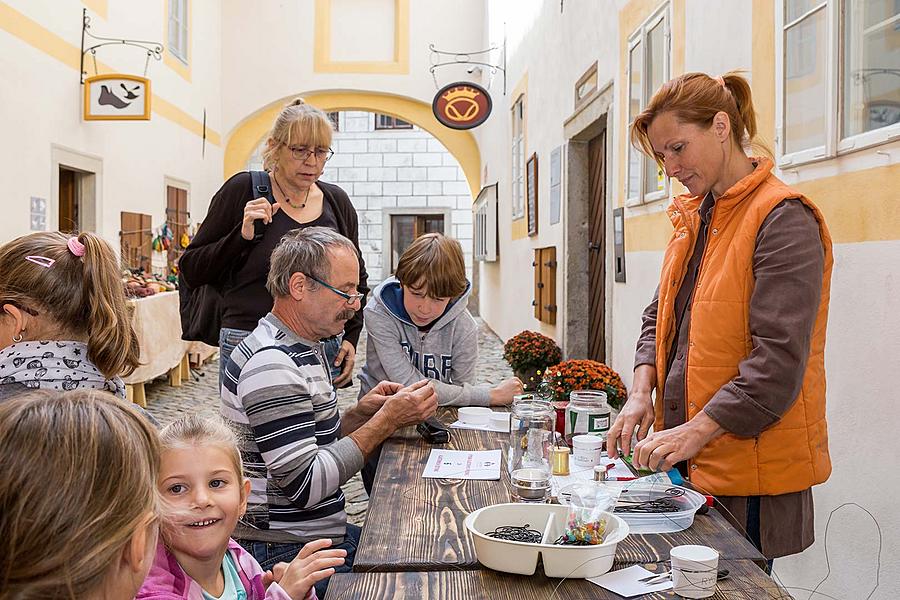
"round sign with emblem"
432,82,492,130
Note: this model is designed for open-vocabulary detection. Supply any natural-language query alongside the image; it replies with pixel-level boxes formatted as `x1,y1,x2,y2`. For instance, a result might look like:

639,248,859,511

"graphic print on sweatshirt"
400,340,453,380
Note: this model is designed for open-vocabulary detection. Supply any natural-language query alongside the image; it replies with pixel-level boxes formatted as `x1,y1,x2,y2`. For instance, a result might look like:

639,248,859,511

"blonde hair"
0,389,160,599
159,415,244,482
395,233,468,299
630,71,769,164
262,98,334,172
0,231,140,377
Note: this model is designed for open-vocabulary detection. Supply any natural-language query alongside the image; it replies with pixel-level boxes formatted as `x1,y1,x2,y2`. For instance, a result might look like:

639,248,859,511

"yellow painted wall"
313,0,409,74
224,91,480,198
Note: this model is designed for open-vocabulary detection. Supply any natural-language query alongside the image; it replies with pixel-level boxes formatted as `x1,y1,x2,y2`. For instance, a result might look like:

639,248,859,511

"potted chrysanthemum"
502,330,563,391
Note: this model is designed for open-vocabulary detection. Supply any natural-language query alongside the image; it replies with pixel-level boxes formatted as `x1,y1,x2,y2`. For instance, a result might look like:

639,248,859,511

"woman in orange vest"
607,72,833,562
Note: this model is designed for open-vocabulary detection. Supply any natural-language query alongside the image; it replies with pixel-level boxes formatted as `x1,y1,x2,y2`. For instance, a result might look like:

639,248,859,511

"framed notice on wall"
526,152,538,236
83,74,151,121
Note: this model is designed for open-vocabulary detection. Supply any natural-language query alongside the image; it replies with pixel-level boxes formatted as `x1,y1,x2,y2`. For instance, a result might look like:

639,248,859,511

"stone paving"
144,317,514,526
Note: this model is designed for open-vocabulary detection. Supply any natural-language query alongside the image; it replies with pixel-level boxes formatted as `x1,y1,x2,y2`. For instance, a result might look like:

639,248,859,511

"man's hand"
632,411,724,472
489,377,523,406
356,380,404,417
332,340,356,387
380,379,438,428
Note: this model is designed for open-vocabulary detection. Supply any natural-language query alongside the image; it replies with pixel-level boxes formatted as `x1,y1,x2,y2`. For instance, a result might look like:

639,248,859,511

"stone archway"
223,90,482,197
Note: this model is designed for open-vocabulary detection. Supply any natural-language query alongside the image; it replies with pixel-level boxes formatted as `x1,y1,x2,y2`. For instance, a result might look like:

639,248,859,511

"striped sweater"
221,314,364,543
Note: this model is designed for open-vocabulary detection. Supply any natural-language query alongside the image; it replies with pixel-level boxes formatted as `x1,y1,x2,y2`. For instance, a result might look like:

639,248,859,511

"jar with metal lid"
564,390,611,444
507,395,554,475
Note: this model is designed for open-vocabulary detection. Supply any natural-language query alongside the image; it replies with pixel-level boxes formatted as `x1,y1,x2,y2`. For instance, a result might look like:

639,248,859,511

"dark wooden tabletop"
327,560,793,599
354,408,765,572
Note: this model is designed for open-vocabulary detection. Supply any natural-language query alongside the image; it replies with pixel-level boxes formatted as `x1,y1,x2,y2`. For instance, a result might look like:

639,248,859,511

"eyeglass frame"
302,273,364,305
283,143,334,163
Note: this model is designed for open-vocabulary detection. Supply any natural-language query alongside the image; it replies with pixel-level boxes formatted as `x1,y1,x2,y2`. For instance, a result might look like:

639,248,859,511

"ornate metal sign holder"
428,40,506,95
79,8,163,84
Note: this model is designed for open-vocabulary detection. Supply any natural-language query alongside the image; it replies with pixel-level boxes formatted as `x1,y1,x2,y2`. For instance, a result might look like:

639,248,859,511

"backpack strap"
249,171,275,242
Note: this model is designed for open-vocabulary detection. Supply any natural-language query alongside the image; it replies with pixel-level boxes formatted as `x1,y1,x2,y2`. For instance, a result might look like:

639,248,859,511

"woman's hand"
240,198,281,240
269,538,346,600
631,411,724,472
489,377,523,406
332,340,356,387
607,365,657,459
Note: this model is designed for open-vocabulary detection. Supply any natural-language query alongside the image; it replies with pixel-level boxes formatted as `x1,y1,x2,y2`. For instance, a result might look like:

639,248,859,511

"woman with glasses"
180,98,368,389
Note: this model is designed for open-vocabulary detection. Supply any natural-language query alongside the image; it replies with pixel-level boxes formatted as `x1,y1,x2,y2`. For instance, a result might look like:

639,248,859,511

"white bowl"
458,406,493,426
463,503,629,578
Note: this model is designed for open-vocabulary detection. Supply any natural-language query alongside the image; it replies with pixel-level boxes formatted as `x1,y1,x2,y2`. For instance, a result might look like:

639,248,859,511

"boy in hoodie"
359,233,522,408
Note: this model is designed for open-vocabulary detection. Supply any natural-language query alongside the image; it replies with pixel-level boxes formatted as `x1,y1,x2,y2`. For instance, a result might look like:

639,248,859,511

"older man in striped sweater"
221,226,437,592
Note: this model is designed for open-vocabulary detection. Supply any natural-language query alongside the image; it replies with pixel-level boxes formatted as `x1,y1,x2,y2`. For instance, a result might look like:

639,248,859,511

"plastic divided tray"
558,482,706,534
463,503,629,579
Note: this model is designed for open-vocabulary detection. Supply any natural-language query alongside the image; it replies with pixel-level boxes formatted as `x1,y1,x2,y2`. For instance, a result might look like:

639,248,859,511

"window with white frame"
778,0,900,164
474,184,498,262
168,0,189,64
626,6,670,205
511,96,526,219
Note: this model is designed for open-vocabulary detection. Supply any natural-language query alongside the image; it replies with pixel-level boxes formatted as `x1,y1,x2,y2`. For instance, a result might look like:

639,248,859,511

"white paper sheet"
587,564,673,597
422,449,503,480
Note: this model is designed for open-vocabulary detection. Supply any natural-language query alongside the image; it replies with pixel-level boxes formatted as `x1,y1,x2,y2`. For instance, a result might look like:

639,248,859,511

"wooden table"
327,560,793,599
354,409,765,572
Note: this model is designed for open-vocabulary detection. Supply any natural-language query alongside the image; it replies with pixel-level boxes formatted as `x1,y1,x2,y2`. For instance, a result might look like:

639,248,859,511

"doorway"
587,132,606,362
58,167,80,232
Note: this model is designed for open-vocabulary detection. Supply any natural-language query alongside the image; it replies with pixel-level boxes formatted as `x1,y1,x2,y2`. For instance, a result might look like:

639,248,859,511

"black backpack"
179,171,275,346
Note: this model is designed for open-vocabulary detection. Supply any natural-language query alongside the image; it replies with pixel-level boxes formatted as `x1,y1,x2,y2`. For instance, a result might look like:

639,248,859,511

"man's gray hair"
266,226,357,297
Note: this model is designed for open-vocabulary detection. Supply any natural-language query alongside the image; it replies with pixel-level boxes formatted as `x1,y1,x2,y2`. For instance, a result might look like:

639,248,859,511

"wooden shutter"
533,246,557,325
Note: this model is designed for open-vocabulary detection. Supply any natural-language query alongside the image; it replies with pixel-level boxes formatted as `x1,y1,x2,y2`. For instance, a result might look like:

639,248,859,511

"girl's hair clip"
25,255,55,268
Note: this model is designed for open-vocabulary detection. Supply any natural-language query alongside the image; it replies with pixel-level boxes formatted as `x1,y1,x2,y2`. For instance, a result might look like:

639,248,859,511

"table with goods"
329,393,792,600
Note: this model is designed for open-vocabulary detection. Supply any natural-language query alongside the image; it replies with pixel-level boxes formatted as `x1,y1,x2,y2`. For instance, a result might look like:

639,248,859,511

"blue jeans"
237,524,360,599
219,328,343,391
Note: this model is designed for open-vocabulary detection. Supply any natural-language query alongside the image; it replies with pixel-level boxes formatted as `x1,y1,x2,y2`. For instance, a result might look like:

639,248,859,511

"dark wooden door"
120,211,152,272
588,131,606,363
58,168,78,232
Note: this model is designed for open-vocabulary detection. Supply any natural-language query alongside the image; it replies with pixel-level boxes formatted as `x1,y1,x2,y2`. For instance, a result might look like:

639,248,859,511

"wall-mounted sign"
432,82,492,130
83,74,151,121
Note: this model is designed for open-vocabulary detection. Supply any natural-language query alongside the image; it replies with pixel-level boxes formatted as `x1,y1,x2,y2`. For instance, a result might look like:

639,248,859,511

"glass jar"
507,396,554,475
564,390,611,445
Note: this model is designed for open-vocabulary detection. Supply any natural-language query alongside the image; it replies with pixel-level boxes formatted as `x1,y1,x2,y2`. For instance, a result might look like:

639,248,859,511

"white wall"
474,0,619,343
0,0,224,258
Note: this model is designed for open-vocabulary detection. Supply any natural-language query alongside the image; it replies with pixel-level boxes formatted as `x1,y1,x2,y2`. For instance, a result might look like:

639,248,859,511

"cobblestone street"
144,318,513,526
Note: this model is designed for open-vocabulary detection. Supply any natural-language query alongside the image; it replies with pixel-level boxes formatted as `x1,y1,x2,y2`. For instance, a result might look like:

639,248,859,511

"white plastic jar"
572,434,604,467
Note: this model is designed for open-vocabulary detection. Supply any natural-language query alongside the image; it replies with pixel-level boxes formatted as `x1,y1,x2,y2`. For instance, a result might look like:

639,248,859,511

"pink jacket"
136,539,315,600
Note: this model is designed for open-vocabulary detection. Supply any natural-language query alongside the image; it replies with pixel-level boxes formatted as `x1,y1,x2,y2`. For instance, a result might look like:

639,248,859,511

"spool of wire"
486,524,543,544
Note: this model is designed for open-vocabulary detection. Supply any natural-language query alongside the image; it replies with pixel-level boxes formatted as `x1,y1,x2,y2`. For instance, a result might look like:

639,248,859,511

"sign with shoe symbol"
83,74,151,121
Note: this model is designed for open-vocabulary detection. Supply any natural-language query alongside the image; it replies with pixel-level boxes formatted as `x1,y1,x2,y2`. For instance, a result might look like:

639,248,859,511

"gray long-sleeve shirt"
634,194,824,558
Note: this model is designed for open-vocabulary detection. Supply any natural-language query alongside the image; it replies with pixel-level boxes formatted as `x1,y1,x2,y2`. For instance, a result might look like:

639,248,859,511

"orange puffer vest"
654,158,833,497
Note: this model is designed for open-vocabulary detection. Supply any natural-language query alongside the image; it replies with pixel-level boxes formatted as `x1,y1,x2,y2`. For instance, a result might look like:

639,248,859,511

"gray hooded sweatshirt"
358,276,491,406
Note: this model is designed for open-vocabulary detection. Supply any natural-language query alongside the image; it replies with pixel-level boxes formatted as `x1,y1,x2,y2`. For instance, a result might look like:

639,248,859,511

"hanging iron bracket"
80,8,164,84
428,41,506,95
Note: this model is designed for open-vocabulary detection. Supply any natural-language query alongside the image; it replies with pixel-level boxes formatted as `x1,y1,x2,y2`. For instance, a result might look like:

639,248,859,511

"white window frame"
626,4,671,206
474,184,498,262
776,0,900,167
511,95,526,219
168,0,189,65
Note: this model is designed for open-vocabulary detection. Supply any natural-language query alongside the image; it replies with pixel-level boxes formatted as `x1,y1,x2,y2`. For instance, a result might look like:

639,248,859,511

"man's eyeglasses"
303,274,364,305
285,144,334,163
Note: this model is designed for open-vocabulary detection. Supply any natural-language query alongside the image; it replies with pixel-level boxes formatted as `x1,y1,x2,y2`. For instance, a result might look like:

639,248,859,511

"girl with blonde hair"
138,415,344,599
0,231,140,400
0,389,161,599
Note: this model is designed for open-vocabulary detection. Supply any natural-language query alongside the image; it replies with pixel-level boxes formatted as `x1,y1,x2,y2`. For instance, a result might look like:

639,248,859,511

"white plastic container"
463,503,629,578
572,434,604,467
602,482,706,534
458,406,492,426
671,545,719,598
